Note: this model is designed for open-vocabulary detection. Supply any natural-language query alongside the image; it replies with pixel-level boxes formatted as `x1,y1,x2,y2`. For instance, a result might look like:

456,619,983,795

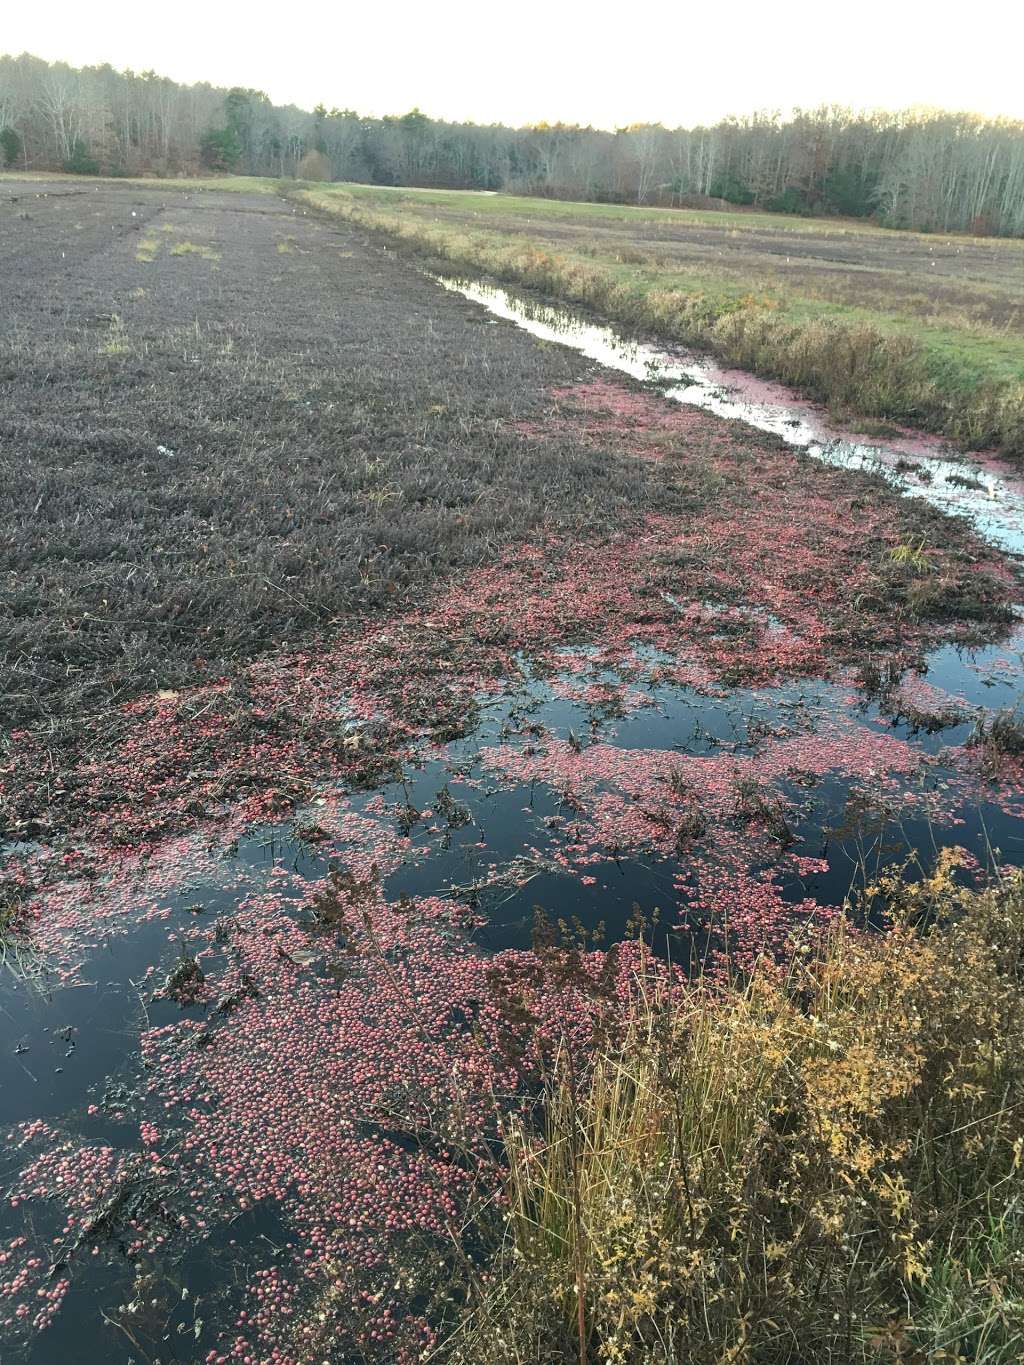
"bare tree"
1,53,1021,234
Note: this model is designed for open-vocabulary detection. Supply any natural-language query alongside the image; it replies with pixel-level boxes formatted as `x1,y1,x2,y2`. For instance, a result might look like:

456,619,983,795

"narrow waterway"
436,276,1024,558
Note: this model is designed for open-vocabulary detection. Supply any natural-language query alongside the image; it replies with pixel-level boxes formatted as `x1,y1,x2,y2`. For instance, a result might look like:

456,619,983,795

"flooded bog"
2,278,1023,1360
2,619,1023,1361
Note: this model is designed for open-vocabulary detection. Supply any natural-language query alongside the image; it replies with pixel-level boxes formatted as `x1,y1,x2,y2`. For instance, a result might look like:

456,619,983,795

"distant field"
5,171,1022,452
298,181,1024,455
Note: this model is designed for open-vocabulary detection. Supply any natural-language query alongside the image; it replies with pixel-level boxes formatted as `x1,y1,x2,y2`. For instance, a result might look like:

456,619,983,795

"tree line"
2,51,1023,235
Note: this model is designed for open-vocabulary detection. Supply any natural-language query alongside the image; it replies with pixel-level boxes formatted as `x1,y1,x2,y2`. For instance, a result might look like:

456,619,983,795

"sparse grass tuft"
971,707,1024,774
905,569,1015,624
169,240,220,261
97,315,130,356
0,887,40,982
889,537,932,572
732,774,793,844
0,892,21,954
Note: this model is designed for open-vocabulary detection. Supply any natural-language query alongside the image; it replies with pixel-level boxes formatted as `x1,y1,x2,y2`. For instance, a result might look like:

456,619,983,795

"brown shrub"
297,149,332,183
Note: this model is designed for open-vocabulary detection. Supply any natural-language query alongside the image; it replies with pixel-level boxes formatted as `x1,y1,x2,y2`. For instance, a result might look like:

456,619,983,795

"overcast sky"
5,0,1023,127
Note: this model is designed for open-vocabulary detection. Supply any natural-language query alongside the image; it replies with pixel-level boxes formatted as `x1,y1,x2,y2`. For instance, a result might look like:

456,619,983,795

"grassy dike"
291,183,1024,458
449,862,1024,1363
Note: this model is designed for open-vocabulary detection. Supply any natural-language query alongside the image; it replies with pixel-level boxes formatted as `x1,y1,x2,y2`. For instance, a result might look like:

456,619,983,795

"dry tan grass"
448,861,1024,1363
169,239,220,261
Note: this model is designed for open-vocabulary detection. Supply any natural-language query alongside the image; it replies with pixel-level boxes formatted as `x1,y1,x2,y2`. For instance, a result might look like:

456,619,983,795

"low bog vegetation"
0,183,669,735
451,862,1024,1363
295,186,1024,456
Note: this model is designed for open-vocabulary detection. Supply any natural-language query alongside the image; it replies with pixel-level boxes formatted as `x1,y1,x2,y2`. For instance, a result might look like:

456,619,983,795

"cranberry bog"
1,180,1023,1363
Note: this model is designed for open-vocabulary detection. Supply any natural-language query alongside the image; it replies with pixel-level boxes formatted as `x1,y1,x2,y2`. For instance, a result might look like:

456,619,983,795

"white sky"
4,0,1023,128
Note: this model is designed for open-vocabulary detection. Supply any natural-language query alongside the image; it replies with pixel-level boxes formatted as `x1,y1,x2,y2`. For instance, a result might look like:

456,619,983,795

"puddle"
436,277,1024,557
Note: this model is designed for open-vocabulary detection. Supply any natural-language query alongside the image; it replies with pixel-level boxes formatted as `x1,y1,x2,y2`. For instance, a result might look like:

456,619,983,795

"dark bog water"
4,633,1022,1107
